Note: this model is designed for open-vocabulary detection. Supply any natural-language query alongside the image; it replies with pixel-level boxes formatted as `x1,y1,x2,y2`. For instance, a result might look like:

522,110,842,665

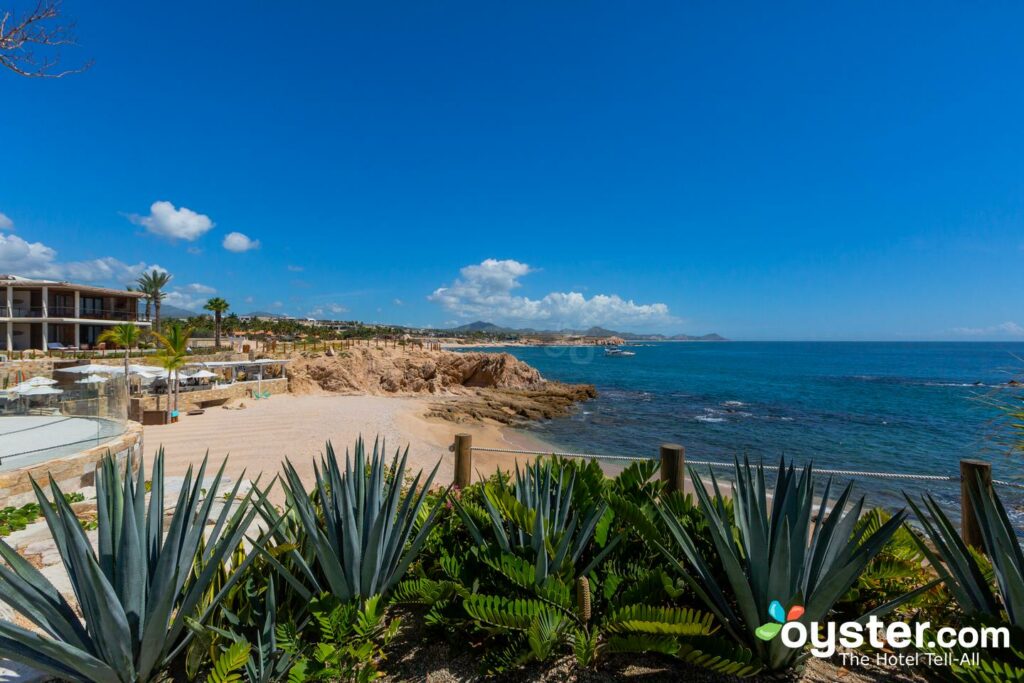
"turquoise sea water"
470,342,1024,515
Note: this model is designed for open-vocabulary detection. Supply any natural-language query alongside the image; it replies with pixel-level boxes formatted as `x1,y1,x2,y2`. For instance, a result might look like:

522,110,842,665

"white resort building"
1,274,150,352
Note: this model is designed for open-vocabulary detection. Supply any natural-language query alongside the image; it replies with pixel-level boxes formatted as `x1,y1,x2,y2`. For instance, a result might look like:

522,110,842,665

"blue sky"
1,1,1022,340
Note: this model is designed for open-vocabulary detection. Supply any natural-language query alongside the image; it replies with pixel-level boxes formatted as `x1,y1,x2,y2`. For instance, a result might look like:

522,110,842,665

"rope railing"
467,445,1024,489
457,434,1020,550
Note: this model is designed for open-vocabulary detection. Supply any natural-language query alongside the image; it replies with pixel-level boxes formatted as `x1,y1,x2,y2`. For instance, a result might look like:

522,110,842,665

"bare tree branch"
0,1,91,78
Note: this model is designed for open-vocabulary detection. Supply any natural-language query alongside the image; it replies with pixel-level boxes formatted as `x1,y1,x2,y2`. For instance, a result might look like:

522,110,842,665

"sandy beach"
143,394,563,490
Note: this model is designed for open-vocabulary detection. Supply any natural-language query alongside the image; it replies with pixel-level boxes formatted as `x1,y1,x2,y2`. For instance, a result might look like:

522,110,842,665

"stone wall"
0,421,143,507
136,377,288,413
0,358,55,387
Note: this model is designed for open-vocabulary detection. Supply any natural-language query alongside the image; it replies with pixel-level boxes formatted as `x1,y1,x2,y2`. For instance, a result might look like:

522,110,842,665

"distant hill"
138,301,197,319
162,304,199,319
244,311,286,319
445,321,727,341
451,321,511,333
670,332,726,341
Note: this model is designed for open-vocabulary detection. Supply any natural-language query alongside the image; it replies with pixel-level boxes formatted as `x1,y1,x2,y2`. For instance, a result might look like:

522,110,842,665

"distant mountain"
162,304,199,319
445,321,727,341
138,301,196,319
451,321,511,333
670,332,727,341
244,311,286,319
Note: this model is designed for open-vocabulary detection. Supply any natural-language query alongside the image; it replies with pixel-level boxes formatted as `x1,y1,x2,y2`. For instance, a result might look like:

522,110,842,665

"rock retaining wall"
0,421,143,506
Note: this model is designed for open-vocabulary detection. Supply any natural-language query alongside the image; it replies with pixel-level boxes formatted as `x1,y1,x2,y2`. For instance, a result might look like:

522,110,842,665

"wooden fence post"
660,443,685,494
454,433,472,489
960,459,993,550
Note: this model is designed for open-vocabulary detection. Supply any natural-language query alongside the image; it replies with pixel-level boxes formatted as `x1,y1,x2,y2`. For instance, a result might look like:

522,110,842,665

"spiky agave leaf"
652,456,907,673
0,450,263,683
264,436,449,604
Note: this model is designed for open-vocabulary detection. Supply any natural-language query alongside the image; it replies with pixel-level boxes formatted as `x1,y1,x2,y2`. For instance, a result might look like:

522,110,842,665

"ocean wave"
722,400,745,407
695,414,727,423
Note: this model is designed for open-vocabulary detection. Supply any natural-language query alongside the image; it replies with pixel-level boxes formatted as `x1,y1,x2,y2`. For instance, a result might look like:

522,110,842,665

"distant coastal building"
0,274,150,352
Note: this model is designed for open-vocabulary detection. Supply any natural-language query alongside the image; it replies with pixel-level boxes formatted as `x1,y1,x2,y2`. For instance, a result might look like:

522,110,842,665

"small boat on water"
604,347,636,357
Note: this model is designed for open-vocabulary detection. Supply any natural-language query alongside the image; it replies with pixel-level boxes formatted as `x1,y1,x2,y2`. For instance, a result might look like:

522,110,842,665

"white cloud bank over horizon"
0,232,159,285
129,201,214,241
951,321,1024,337
429,258,677,330
0,212,13,231
222,231,260,252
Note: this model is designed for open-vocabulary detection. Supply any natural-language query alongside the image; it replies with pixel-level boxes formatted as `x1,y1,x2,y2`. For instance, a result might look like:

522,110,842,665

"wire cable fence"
467,445,1024,490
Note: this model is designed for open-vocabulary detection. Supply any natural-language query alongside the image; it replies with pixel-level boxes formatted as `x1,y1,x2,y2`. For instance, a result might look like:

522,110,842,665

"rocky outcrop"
285,346,595,425
425,383,597,426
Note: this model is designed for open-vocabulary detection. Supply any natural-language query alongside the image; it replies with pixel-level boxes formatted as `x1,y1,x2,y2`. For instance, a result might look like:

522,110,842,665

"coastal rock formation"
285,346,595,425
288,348,544,394
425,383,597,426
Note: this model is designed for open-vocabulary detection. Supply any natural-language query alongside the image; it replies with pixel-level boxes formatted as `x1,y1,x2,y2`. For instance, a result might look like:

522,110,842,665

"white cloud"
952,321,1024,337
0,212,13,231
163,290,203,312
309,303,348,317
393,298,404,306
287,265,304,272
129,201,214,241
223,231,260,252
184,283,216,294
429,258,676,330
244,296,254,304
0,232,157,284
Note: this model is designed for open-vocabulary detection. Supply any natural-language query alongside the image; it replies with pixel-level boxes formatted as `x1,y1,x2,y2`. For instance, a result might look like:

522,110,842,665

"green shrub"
277,593,399,682
399,457,758,676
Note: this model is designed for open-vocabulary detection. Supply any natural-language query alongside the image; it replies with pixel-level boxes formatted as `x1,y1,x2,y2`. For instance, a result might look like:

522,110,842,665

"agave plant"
0,450,261,683
399,457,758,675
906,479,1024,680
260,437,448,604
653,458,907,672
454,457,620,586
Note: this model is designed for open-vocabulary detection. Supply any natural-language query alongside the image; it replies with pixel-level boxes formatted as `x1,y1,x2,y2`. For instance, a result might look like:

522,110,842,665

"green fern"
605,605,717,636
205,640,251,683
572,626,601,668
527,610,569,661
463,595,552,631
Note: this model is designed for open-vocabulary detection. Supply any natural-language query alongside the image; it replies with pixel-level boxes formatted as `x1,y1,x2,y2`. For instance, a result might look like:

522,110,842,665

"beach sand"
143,394,564,490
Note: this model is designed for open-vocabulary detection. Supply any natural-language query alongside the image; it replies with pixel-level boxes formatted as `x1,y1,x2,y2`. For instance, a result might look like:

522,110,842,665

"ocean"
470,342,1024,516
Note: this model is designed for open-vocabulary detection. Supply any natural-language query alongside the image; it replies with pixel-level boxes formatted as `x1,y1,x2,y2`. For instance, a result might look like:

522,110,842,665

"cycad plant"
0,450,261,682
261,437,448,604
399,457,758,675
653,458,907,673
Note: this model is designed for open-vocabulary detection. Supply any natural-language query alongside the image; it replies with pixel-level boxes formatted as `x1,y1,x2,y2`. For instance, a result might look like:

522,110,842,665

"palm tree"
97,323,141,392
203,297,230,348
136,269,172,333
153,322,191,419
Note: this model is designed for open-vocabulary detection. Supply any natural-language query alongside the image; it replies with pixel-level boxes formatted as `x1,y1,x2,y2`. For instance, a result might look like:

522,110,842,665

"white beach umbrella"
127,364,165,374
16,385,63,396
57,366,124,376
75,374,109,384
16,376,58,387
189,369,218,379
